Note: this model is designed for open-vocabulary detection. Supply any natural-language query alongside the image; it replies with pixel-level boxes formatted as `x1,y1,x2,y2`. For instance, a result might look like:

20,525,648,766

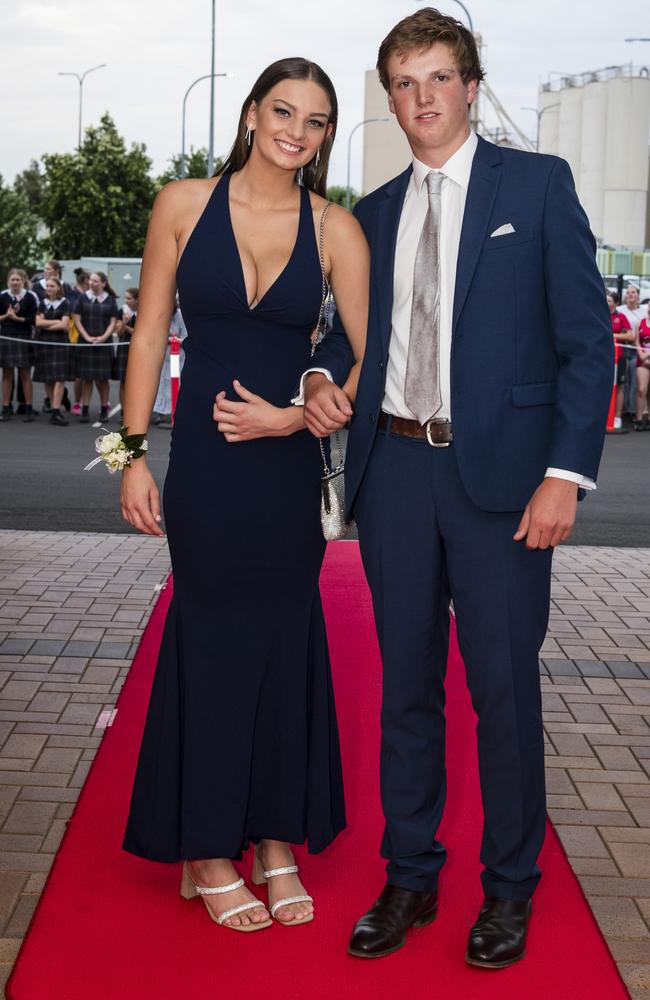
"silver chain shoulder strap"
312,202,344,475
312,202,332,353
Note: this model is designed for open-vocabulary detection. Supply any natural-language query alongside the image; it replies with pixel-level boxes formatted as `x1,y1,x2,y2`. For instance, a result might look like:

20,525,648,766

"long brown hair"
92,271,118,298
219,57,338,198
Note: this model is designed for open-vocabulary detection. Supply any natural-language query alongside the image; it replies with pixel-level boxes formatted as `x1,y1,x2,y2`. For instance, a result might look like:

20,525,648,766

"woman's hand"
213,380,302,442
120,461,165,536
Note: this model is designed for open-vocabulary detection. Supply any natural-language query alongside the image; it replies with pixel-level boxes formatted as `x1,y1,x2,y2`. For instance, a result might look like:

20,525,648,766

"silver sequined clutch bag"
320,434,349,541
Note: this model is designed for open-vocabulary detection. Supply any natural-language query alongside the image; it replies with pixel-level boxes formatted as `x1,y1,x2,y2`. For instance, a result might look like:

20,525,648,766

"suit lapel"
374,166,412,349
452,136,502,331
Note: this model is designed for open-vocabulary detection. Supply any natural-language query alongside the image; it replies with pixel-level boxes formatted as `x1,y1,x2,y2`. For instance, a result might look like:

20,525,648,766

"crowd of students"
0,261,136,425
608,284,650,431
2,260,648,434
0,260,185,427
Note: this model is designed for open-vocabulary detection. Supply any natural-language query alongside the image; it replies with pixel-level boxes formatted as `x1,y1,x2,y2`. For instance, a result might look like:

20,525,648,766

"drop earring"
245,125,252,147
297,167,304,186
315,149,321,168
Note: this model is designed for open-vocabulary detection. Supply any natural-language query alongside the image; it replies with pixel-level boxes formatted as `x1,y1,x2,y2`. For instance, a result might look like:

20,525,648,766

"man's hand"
513,477,578,550
303,373,353,437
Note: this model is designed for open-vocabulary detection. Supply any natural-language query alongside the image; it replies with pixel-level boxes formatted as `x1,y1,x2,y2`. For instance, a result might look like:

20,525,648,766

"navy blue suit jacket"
314,135,613,517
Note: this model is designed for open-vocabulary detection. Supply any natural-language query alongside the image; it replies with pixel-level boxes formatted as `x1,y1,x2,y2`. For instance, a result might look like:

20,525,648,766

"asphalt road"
1,383,648,545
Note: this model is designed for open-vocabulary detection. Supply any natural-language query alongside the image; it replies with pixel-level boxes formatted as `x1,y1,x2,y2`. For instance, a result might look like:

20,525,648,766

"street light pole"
208,0,217,177
416,0,473,32
446,0,474,32
181,72,233,179
58,64,107,148
346,118,389,211
520,103,560,152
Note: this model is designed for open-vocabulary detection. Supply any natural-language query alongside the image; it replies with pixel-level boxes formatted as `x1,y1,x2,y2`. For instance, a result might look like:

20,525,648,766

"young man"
303,7,613,968
620,284,646,416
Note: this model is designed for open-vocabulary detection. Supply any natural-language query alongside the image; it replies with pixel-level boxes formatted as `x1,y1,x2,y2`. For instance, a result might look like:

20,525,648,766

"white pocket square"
490,223,515,237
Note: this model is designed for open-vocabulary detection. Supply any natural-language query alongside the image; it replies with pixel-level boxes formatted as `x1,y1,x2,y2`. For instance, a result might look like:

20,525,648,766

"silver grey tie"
405,170,444,425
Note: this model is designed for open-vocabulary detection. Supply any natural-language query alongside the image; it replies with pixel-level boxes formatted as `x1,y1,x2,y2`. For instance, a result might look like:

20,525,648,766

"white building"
538,66,650,249
361,70,411,196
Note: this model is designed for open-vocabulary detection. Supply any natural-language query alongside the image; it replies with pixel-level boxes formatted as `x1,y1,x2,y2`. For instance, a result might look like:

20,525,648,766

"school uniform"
0,289,38,368
638,319,650,364
611,310,632,385
31,276,73,303
112,308,136,382
33,298,74,383
74,291,119,381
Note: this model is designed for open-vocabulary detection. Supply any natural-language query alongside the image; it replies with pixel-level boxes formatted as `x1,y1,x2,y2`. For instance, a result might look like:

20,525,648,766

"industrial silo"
538,86,560,155
603,74,650,248
579,78,608,240
557,81,584,184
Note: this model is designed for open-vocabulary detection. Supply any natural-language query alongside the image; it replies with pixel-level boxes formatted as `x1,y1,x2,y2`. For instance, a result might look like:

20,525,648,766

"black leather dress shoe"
348,883,438,959
466,897,531,969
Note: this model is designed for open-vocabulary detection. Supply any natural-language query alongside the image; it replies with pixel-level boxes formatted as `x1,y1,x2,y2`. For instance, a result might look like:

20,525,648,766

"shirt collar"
8,288,27,301
86,290,108,303
44,297,65,309
412,129,478,193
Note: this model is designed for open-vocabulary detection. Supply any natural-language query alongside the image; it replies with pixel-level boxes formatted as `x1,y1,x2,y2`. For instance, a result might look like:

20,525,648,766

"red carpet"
7,543,628,1000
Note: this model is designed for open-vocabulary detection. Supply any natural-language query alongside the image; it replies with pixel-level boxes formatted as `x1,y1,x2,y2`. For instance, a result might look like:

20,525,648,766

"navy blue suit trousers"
355,423,552,899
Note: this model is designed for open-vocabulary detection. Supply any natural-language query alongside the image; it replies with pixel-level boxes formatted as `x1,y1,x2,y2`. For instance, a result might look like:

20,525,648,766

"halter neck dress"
123,175,346,861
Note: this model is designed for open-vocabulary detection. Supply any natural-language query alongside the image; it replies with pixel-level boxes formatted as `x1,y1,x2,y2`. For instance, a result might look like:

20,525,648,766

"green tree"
40,113,157,258
13,160,47,218
327,185,360,210
0,176,46,281
157,147,224,186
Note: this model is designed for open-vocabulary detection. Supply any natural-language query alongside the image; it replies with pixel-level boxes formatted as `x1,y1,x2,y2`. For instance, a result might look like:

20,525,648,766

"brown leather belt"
378,411,453,447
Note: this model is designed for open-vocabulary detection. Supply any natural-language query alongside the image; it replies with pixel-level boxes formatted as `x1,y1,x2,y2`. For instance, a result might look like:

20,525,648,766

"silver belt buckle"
425,417,451,448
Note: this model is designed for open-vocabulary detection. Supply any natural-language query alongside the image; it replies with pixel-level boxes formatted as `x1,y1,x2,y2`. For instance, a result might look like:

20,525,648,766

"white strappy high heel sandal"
180,862,272,932
252,847,314,926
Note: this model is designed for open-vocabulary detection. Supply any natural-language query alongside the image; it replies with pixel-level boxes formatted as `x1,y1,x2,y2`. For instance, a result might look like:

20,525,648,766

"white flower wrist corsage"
84,426,148,474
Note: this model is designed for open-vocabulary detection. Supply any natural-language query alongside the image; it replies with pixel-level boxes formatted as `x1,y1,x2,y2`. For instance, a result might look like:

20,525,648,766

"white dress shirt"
383,131,476,420
297,129,595,490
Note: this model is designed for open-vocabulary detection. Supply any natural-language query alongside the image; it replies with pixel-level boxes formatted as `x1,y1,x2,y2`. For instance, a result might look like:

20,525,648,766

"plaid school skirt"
0,325,34,368
111,337,131,382
33,329,75,382
75,339,114,381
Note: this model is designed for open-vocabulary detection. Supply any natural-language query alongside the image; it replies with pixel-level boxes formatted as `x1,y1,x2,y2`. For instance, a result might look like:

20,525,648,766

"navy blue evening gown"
122,176,346,862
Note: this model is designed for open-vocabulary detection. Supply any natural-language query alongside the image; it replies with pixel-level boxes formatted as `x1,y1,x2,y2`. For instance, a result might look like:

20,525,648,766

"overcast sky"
1,0,647,191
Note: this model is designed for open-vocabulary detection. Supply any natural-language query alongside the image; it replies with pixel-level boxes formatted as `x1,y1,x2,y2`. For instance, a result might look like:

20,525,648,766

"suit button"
378,361,384,370
369,413,375,424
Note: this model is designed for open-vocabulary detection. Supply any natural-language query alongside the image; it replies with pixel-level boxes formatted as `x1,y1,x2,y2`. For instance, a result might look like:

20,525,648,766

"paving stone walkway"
0,531,649,996
0,530,170,993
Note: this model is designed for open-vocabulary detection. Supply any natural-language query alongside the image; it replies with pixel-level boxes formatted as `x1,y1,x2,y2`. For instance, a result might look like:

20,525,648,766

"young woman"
152,295,186,427
73,271,119,423
33,276,73,425
120,58,368,932
635,302,650,431
0,268,38,422
68,268,91,416
113,287,138,410
68,266,91,311
31,260,73,303
608,291,635,429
